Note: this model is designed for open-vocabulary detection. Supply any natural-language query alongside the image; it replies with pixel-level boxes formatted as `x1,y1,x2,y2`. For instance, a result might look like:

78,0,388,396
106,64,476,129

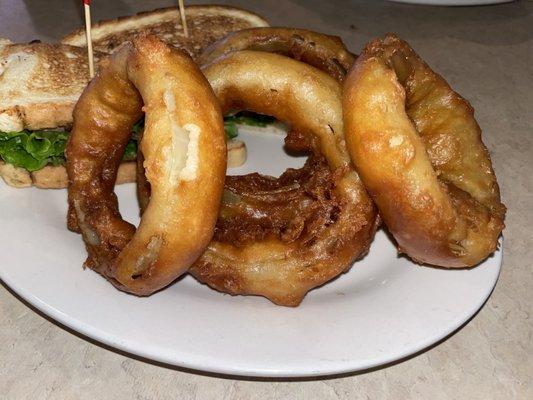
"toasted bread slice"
0,161,32,187
0,40,102,132
0,139,247,189
1,5,268,133
0,161,137,189
226,138,247,168
62,5,269,60
235,121,288,137
0,5,263,188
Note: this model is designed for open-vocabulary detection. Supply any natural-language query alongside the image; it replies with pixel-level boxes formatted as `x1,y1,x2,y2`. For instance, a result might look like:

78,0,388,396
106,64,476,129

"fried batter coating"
343,34,505,267
138,51,377,306
67,35,226,295
199,27,356,81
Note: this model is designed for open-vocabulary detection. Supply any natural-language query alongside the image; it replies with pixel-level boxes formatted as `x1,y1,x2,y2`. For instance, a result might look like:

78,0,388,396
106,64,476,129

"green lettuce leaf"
123,140,138,161
224,120,239,139
0,113,274,172
0,129,138,172
223,112,276,140
131,118,144,140
0,130,68,171
224,111,275,128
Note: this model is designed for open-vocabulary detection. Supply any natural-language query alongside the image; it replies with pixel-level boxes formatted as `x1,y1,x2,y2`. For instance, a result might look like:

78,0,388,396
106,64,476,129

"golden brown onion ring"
138,51,377,306
66,35,226,295
343,34,505,268
198,27,356,81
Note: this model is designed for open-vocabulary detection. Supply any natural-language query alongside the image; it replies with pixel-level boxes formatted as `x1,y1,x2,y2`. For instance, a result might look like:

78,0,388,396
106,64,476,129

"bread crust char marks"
61,5,269,61
0,42,101,132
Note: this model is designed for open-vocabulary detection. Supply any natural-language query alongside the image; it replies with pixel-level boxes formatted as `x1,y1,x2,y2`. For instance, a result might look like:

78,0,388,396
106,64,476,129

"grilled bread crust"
1,5,268,133
0,40,103,132
62,5,269,60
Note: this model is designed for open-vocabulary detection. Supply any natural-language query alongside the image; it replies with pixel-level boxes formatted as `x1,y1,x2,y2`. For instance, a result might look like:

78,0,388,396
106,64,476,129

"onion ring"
343,34,505,268
139,51,377,306
66,35,226,295
198,27,356,81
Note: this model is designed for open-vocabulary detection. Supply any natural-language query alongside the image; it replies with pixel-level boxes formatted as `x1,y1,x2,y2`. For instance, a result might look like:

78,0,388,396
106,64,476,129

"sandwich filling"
0,120,142,172
0,112,276,173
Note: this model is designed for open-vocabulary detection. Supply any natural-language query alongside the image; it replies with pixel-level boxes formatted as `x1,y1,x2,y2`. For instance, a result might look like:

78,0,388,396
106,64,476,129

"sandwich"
61,5,268,59
0,39,105,188
0,5,270,188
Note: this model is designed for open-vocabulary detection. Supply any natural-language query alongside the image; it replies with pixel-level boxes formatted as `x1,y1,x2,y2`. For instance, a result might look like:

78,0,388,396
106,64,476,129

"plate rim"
0,238,503,377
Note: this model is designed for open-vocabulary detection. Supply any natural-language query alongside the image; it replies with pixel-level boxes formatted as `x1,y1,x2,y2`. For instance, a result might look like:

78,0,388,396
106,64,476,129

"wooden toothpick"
178,0,189,37
83,0,95,78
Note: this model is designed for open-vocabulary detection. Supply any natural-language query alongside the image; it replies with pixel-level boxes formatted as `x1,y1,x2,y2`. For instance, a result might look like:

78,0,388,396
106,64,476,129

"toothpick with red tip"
83,0,95,78
178,0,189,37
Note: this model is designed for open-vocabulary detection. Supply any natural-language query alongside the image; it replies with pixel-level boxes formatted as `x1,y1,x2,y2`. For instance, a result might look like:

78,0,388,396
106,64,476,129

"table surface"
1,0,531,398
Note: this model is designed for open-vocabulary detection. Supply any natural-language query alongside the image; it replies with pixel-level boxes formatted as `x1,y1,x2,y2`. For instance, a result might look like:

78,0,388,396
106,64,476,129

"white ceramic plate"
0,129,502,377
